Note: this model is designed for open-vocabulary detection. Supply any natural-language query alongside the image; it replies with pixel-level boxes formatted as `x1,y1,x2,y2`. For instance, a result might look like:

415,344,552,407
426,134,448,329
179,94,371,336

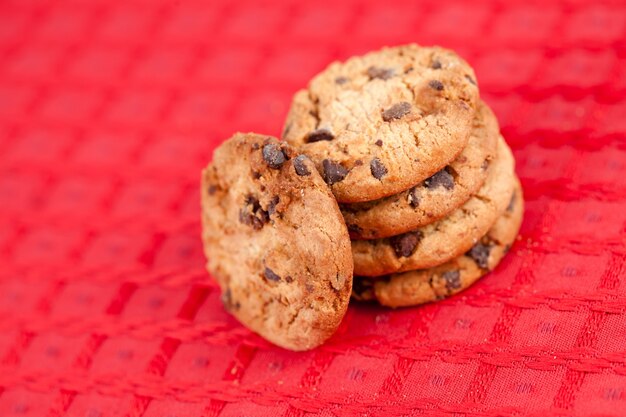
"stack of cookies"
282,45,523,308
201,44,523,350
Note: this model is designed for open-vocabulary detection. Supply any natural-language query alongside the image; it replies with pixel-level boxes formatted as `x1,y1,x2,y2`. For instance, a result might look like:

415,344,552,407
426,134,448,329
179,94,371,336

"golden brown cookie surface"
342,101,499,239
201,133,353,351
283,44,479,203
353,182,523,307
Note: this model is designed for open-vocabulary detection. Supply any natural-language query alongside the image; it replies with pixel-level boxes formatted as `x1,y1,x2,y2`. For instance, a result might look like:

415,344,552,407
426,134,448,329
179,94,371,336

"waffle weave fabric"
0,0,625,416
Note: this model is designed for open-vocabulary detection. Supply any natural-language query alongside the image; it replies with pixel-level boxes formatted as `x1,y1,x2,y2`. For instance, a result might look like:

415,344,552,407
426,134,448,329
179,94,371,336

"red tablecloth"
1,0,625,416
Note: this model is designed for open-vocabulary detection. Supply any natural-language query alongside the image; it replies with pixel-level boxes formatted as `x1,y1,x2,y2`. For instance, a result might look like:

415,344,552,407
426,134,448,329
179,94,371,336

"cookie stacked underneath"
201,44,523,350
283,44,523,308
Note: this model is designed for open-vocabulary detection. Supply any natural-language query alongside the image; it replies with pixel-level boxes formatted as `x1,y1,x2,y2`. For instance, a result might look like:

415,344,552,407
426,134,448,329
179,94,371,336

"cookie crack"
400,78,416,104
307,89,321,129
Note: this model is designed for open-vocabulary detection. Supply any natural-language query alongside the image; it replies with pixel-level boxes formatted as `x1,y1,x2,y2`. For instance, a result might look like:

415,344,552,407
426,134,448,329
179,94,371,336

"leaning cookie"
352,137,516,276
201,133,353,351
283,44,479,203
342,101,499,239
353,183,523,307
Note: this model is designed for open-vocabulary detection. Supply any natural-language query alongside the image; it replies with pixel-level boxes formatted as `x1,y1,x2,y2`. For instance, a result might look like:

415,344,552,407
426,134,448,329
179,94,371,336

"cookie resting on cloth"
201,133,353,351
352,182,523,307
283,44,479,203
342,100,499,239
351,137,516,276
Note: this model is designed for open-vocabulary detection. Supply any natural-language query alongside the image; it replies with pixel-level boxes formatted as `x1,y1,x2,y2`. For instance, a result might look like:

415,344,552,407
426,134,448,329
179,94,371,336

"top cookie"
201,133,353,351
282,44,479,203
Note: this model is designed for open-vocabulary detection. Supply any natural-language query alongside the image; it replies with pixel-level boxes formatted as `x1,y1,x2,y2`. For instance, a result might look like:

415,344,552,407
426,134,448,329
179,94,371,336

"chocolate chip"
239,195,269,230
382,102,411,122
428,80,444,91
354,160,363,166
352,278,373,298
408,187,420,208
285,275,294,283
268,195,280,215
424,168,454,190
322,159,348,185
251,170,261,179
507,191,516,213
293,155,311,176
375,139,383,146
305,129,334,143
207,185,217,195
252,143,260,150
481,160,490,171
367,66,395,80
282,122,292,138
431,60,442,69
264,267,281,282
335,76,349,85
443,270,461,290
221,289,240,311
347,224,363,235
465,75,476,85
370,158,388,180
262,143,287,169
390,231,422,258
467,243,491,269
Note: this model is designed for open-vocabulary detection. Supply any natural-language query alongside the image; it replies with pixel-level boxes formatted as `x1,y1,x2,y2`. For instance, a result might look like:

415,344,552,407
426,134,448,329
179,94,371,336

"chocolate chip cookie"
342,101,499,239
283,44,479,203
352,183,523,307
201,133,353,351
352,137,516,276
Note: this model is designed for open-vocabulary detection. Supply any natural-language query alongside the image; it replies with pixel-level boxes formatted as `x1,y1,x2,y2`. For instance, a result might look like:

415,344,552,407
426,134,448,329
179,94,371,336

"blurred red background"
0,0,625,416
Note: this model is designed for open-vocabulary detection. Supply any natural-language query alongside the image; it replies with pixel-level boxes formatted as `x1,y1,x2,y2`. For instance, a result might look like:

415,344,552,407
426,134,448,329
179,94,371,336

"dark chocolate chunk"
428,80,444,91
268,195,280,215
293,155,311,176
221,289,240,311
262,143,287,169
443,270,461,290
382,102,411,122
431,60,442,69
239,195,269,230
481,160,490,171
370,158,388,180
252,143,260,150
390,231,422,258
264,267,281,282
375,139,383,146
367,66,395,80
322,159,348,185
465,74,476,85
467,243,491,269
285,275,294,283
506,191,516,213
347,223,363,235
352,278,373,298
282,122,292,139
424,168,454,190
408,187,420,208
354,159,363,166
335,76,349,85
305,129,334,143
207,185,217,195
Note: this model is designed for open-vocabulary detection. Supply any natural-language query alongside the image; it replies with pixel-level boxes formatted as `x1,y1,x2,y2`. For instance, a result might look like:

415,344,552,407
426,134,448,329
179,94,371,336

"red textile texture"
0,0,625,416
